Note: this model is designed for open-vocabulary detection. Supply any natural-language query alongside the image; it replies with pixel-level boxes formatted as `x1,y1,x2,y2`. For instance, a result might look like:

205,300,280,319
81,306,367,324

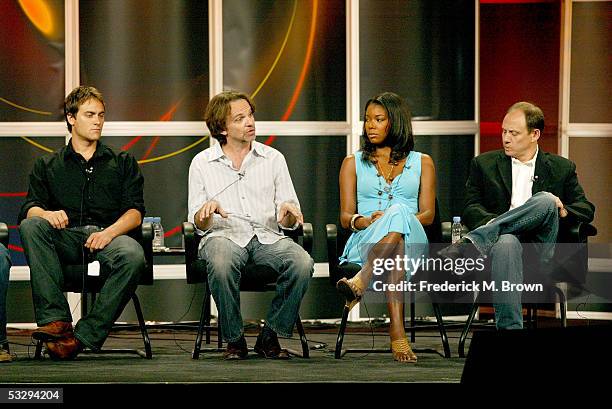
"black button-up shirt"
19,139,145,228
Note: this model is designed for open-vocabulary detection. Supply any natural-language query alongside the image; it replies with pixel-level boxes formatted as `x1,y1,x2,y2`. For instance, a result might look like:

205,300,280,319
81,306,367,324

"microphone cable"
79,163,93,309
207,170,245,203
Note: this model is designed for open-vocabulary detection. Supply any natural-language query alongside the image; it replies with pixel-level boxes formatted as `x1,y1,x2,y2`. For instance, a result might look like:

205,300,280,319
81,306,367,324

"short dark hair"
507,101,545,134
64,86,105,133
204,91,255,145
361,92,414,164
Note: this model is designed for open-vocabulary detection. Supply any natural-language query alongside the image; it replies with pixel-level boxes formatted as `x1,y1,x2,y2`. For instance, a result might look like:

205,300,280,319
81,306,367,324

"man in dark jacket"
440,101,594,329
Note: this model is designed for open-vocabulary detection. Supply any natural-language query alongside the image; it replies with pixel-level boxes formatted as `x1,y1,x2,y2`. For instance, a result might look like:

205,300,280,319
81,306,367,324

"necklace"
375,161,395,185
374,158,409,211
376,161,399,210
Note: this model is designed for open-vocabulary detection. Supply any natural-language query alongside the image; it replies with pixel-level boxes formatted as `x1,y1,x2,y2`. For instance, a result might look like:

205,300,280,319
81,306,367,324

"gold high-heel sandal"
390,338,418,363
336,276,365,311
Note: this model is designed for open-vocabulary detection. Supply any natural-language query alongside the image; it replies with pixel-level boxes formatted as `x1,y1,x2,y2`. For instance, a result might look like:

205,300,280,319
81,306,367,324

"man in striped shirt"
188,91,313,360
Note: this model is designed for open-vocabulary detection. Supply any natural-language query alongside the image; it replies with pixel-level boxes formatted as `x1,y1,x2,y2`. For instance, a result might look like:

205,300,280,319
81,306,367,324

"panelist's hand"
42,210,69,229
85,230,115,251
199,200,228,221
551,194,568,218
370,210,385,224
278,202,303,226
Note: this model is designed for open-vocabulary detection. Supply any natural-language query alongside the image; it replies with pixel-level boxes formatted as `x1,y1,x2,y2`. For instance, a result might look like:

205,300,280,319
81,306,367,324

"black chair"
0,222,7,248
326,200,452,359
183,221,314,359
456,221,598,357
35,223,154,359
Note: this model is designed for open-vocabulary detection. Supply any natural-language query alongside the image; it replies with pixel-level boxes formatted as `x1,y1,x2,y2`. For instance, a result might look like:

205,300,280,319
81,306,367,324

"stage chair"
326,199,452,359
35,222,154,359
183,221,313,359
455,220,597,357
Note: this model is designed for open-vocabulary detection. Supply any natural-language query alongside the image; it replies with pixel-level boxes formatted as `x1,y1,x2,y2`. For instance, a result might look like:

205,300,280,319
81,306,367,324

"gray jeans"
19,217,144,350
466,192,560,329
199,236,313,342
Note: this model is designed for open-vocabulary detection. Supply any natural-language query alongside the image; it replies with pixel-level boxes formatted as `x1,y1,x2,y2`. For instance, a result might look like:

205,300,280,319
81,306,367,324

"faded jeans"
200,236,313,343
19,217,144,350
466,192,560,329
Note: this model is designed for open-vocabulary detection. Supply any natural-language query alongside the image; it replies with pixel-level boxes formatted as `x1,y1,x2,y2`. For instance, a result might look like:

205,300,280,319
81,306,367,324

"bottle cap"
453,216,461,223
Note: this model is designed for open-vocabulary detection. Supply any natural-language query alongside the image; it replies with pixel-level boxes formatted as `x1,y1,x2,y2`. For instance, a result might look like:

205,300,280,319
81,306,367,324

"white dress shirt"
188,140,300,248
510,146,538,210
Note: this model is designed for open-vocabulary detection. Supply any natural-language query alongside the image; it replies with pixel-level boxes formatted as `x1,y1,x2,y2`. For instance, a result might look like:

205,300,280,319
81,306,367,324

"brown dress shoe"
0,344,12,363
45,336,82,360
32,321,73,341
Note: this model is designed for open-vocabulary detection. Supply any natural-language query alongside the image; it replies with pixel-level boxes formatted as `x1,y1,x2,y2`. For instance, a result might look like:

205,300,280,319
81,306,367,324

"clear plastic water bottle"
451,216,463,244
151,217,165,249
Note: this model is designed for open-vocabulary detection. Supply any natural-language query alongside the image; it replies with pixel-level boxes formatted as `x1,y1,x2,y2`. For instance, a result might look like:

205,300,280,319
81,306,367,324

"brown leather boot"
45,336,82,360
32,321,74,341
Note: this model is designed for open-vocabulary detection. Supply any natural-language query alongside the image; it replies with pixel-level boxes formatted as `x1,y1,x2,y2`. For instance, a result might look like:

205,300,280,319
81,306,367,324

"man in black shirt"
18,86,146,360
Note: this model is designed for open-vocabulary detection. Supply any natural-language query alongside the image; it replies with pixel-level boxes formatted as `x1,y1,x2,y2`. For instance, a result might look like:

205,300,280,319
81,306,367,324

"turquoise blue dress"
340,151,428,277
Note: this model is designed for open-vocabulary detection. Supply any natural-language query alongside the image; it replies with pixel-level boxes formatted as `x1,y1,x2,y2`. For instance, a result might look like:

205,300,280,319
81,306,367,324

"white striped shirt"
188,141,300,248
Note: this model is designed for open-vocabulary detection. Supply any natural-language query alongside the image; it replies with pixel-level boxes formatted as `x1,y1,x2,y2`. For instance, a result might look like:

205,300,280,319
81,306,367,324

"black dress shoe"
254,326,290,360
223,337,248,360
437,238,481,261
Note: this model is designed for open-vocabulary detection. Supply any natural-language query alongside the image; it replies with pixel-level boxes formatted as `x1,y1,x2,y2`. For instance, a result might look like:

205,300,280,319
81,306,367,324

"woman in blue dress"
336,92,436,363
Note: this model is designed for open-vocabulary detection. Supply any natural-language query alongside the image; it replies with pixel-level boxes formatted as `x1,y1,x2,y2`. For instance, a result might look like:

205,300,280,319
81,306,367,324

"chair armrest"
281,222,313,255
326,224,339,285
0,222,8,248
441,222,451,243
182,222,202,284
561,221,597,243
140,222,154,285
575,222,597,240
302,222,313,255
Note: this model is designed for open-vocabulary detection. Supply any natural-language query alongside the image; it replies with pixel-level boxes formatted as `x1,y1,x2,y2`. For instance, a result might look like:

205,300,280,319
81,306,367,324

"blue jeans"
19,217,144,350
0,244,10,345
466,192,560,329
200,236,313,342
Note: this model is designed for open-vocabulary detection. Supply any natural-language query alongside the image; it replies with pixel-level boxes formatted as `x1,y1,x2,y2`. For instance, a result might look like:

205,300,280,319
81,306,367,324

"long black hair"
361,92,414,164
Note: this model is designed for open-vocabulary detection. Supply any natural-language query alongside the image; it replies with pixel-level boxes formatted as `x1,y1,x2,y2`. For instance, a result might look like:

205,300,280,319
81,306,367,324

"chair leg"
553,287,567,328
409,295,416,343
432,302,451,358
35,340,44,359
335,305,350,359
204,285,211,345
192,293,209,360
81,292,88,318
459,301,479,358
217,313,223,349
131,294,152,359
295,314,309,358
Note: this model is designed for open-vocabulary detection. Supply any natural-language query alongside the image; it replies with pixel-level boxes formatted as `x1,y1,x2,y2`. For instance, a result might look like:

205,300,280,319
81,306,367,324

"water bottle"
451,216,463,244
149,217,165,249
